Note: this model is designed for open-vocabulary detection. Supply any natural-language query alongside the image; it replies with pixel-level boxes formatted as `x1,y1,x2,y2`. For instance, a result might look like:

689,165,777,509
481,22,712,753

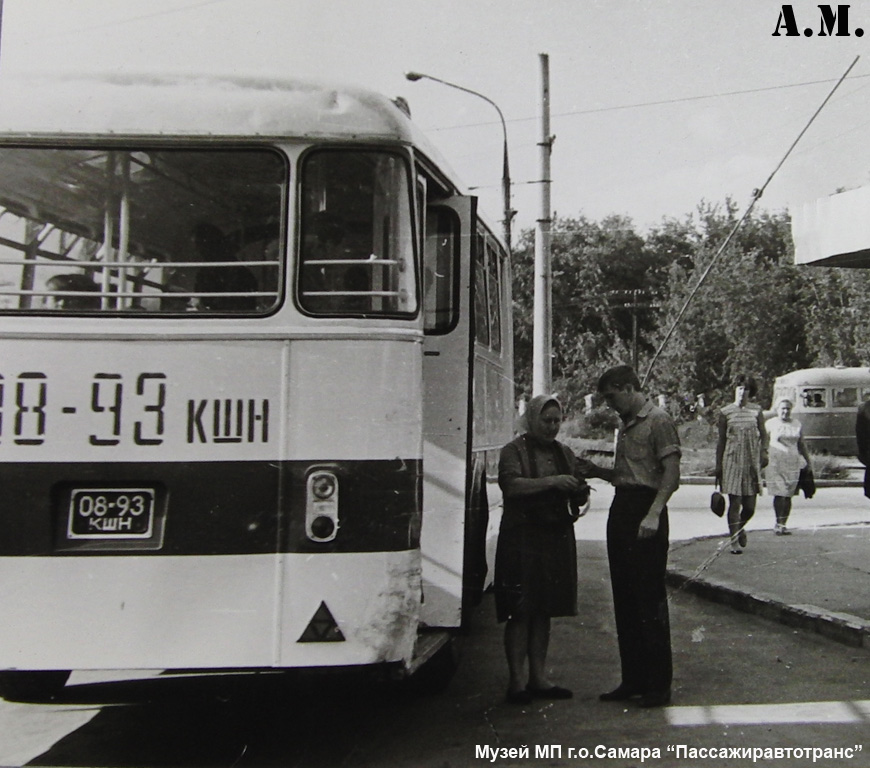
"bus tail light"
305,470,339,543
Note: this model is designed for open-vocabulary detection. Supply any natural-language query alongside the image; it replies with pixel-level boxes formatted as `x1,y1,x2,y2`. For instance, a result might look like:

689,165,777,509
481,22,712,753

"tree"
645,202,809,408
510,199,870,420
512,214,662,410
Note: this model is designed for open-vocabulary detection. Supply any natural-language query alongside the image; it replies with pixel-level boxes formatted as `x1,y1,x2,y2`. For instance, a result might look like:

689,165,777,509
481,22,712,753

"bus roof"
774,367,870,387
0,74,512,249
0,73,461,178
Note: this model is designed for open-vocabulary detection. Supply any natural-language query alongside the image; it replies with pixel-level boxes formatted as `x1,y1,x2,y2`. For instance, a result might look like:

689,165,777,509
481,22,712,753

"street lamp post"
405,71,513,253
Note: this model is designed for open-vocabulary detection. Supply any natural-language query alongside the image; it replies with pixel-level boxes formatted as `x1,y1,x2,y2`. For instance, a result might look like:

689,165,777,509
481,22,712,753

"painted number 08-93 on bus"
0,370,270,448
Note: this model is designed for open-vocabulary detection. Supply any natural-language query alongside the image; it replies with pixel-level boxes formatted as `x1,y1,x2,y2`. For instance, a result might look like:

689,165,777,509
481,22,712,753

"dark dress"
494,435,582,623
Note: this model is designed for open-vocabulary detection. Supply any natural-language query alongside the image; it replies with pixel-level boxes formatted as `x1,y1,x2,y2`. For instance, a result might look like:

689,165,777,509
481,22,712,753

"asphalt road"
2,481,868,768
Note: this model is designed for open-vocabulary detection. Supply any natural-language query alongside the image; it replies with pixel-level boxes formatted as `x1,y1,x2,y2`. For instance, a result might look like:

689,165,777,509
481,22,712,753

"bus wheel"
0,670,71,701
406,636,462,695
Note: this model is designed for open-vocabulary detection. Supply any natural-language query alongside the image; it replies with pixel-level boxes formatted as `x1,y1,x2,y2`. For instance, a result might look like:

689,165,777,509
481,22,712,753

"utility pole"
608,290,660,372
532,53,554,396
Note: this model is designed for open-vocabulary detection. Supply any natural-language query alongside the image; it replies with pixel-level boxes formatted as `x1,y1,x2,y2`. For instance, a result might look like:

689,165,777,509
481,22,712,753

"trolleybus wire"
641,55,860,390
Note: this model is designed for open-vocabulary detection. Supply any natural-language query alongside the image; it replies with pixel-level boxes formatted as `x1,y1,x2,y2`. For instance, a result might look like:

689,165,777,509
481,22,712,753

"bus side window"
833,387,858,408
473,231,489,346
423,207,458,333
486,236,502,353
802,388,826,408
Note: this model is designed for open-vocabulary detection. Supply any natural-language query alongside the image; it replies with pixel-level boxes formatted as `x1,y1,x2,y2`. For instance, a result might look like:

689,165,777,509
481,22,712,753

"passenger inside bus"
44,273,101,310
301,210,367,312
802,389,826,408
190,222,259,311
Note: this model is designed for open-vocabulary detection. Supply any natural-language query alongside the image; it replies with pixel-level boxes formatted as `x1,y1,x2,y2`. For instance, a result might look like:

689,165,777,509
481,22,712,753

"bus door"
420,196,475,628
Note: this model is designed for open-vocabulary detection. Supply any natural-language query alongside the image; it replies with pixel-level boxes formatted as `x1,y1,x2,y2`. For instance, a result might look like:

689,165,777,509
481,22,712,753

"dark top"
498,435,587,528
857,401,870,498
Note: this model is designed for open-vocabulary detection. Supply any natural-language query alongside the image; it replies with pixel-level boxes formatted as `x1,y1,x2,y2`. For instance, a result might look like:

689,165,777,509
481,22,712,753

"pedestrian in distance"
856,399,870,500
764,398,813,535
495,394,590,705
715,375,767,554
577,365,680,708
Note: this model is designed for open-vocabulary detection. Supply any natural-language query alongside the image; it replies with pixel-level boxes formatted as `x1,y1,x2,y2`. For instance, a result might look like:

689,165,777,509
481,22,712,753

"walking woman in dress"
765,398,812,535
715,375,767,554
495,394,589,704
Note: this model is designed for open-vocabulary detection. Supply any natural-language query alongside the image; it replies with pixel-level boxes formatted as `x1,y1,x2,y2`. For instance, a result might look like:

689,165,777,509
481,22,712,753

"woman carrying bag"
765,398,813,535
495,394,590,705
715,375,767,554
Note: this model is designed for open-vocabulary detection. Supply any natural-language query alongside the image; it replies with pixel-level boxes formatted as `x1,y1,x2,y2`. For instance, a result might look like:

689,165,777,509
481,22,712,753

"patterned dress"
765,417,806,497
720,402,763,496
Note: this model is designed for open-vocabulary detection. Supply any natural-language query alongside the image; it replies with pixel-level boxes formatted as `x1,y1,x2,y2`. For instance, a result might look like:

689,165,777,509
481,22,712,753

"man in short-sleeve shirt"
578,365,680,708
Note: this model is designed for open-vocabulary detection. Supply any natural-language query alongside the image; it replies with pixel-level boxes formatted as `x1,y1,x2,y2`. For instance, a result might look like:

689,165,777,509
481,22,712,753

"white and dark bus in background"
0,76,513,699
771,367,870,455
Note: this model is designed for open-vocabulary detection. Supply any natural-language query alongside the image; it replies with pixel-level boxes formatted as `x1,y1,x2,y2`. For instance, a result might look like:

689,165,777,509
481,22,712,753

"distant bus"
771,367,870,455
0,74,513,699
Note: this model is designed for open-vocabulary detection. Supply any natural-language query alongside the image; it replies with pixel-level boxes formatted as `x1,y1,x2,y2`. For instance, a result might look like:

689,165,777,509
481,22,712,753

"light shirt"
613,400,681,490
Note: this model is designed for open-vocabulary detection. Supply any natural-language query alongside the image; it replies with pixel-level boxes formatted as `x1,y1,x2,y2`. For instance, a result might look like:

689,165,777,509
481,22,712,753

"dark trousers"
606,486,672,694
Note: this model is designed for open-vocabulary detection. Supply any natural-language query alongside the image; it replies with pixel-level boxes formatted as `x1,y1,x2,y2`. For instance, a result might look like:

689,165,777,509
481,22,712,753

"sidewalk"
667,521,870,647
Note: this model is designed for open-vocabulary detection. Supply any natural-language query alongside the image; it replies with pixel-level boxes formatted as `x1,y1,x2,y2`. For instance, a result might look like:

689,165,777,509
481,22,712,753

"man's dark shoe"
640,690,671,708
599,685,642,702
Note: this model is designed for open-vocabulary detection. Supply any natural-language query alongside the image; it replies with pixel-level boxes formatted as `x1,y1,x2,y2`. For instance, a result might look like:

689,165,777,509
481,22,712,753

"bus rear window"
298,150,417,317
0,147,285,314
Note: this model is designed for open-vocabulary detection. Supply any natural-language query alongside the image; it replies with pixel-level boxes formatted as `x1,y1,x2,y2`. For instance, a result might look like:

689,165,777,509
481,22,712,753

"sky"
1,0,868,234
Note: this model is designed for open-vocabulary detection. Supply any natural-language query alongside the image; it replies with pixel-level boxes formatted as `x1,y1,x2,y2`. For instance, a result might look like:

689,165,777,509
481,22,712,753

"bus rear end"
0,122,427,696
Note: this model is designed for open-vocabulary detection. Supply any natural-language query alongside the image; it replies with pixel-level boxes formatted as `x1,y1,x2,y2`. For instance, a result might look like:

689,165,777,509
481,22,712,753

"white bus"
0,74,513,698
771,367,870,455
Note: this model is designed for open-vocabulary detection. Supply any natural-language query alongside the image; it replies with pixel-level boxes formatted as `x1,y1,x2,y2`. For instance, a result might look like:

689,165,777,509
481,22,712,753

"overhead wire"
428,67,870,199
425,72,870,133
640,55,860,389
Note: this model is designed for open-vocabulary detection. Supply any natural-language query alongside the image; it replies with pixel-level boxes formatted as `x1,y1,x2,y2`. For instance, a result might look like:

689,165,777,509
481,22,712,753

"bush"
562,407,620,440
808,453,850,480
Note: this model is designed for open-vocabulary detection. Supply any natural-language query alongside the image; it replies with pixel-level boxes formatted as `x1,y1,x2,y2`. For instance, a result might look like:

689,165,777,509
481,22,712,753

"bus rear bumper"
0,550,421,672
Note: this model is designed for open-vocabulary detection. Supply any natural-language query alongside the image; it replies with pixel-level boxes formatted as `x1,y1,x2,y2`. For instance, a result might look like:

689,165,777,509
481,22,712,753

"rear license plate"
67,488,156,539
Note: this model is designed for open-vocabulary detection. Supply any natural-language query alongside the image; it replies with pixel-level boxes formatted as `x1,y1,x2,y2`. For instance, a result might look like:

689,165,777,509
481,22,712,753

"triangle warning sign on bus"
297,601,346,643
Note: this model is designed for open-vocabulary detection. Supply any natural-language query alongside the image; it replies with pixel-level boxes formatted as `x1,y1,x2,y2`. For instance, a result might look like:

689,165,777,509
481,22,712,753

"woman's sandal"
506,688,533,705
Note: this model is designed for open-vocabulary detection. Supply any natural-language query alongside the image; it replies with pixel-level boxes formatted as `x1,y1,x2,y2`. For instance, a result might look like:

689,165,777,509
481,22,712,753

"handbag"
798,466,816,499
710,484,726,517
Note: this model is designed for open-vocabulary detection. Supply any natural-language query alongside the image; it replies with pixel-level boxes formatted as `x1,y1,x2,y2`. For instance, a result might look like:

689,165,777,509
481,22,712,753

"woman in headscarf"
495,394,590,705
764,398,812,535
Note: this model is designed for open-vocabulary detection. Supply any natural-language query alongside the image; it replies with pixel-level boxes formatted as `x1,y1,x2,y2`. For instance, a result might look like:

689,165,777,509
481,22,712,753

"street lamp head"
400,69,512,252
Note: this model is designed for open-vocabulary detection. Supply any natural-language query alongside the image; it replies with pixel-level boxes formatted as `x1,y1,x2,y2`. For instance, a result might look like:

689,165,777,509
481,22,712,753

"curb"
666,568,870,648
679,476,863,487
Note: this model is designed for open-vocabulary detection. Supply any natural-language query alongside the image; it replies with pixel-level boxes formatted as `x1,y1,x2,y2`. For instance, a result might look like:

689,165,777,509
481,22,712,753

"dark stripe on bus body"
0,459,421,556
